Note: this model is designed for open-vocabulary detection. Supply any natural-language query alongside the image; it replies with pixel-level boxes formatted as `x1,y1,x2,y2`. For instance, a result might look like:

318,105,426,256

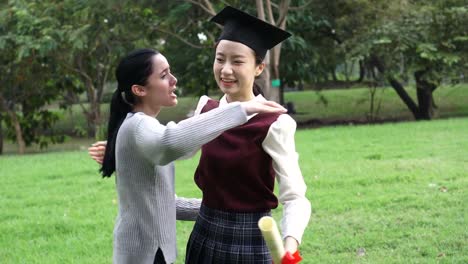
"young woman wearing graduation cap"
95,48,286,264
184,6,311,264
88,6,310,264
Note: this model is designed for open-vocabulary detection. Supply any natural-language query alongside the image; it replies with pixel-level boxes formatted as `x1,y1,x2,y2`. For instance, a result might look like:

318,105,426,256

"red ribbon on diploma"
281,250,302,264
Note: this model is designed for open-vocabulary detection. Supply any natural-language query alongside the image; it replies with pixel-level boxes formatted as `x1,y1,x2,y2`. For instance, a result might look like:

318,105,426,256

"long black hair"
253,55,265,96
100,48,159,177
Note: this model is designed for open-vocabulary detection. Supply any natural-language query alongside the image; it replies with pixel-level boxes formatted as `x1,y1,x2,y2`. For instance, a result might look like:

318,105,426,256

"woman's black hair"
100,48,159,177
253,55,265,96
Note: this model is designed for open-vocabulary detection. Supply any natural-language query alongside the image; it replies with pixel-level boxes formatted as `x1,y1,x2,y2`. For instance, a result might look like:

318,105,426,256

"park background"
0,1,466,263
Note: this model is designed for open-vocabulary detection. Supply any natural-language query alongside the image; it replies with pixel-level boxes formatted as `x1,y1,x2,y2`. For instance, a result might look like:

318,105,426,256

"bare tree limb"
202,0,217,15
270,0,312,10
154,27,204,49
277,0,290,27
256,0,266,20
186,0,216,16
265,0,276,25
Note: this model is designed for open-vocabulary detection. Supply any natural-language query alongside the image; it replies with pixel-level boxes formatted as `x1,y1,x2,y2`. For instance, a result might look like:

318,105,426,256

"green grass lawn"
286,83,468,123
1,118,467,263
47,84,468,138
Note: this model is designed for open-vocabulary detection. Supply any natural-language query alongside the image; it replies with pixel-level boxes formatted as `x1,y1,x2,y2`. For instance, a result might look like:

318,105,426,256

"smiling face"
213,40,265,101
133,53,178,112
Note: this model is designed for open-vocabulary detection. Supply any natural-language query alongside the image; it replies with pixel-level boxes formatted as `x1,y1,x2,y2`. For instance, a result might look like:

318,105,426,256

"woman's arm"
262,114,312,253
136,100,286,165
177,95,211,160
88,96,212,164
89,99,286,165
135,102,247,165
176,196,201,221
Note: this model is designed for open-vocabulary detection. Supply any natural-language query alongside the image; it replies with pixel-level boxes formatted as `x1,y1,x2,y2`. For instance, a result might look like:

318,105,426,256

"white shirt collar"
219,94,266,106
219,94,266,120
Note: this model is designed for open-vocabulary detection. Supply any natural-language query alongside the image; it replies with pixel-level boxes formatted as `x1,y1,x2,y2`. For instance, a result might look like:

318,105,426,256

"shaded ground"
296,116,411,128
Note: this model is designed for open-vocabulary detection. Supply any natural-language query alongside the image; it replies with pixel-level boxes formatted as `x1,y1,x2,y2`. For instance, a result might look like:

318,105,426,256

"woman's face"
213,40,264,98
141,53,178,108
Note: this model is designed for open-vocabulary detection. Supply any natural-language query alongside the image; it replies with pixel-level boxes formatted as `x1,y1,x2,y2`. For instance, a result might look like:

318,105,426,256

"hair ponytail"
253,83,264,96
100,48,159,177
100,89,133,177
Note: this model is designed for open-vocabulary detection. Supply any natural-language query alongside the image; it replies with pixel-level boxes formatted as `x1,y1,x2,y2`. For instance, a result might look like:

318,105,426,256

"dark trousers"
154,248,167,264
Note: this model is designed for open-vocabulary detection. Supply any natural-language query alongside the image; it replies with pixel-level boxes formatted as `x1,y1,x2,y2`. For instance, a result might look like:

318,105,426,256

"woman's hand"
241,100,287,115
88,141,107,164
284,236,299,254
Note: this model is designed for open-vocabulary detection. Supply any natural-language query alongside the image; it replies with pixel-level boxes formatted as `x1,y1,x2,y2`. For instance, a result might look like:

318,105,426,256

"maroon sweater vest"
194,99,281,212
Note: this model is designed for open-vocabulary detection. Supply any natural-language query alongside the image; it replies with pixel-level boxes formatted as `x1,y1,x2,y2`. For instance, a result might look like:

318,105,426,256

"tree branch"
271,0,312,10
186,0,216,16
265,0,276,25
256,0,266,21
154,27,204,49
202,0,217,15
277,0,290,27
289,0,313,10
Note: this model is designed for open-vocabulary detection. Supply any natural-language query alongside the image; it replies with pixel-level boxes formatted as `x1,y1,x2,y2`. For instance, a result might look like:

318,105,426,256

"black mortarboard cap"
210,6,292,59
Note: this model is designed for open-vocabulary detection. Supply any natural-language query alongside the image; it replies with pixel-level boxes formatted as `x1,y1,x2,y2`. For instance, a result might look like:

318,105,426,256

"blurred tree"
57,0,160,138
359,0,467,119
0,0,65,154
309,0,467,120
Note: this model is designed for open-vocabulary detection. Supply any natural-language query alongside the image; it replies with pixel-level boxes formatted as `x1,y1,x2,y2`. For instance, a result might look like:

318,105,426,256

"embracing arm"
88,98,286,164
176,196,201,221
135,102,247,165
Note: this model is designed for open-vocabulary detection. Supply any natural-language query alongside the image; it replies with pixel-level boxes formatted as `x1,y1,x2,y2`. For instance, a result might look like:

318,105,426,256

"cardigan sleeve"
262,114,311,244
134,101,247,165
175,196,201,221
177,95,211,160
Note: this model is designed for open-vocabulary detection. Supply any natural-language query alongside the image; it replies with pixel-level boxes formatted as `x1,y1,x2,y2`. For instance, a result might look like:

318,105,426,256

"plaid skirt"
185,204,272,264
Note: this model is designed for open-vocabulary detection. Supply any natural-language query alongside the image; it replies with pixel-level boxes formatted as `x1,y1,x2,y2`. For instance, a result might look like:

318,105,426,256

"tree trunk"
256,0,290,103
387,77,422,119
0,95,25,154
414,70,437,120
256,0,277,102
268,54,280,102
357,60,365,82
369,55,423,120
279,80,285,105
343,63,349,82
7,109,26,154
0,114,3,155
331,66,338,82
88,98,102,139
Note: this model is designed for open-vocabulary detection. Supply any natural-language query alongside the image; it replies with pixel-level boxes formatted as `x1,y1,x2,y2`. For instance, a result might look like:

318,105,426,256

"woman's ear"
255,62,266,77
131,84,146,97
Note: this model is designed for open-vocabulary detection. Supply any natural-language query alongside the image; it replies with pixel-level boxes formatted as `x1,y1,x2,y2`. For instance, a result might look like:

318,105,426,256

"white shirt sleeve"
262,114,311,244
194,95,210,116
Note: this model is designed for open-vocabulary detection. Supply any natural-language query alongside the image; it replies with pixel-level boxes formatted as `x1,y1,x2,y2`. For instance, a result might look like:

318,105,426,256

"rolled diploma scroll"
258,216,285,264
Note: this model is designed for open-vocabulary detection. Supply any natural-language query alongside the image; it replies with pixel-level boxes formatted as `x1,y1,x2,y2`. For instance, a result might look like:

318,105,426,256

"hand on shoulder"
241,100,287,115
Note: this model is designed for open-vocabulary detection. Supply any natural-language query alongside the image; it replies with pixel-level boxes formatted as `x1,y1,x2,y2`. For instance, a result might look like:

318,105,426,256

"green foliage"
361,0,466,84
2,0,467,150
0,0,67,149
